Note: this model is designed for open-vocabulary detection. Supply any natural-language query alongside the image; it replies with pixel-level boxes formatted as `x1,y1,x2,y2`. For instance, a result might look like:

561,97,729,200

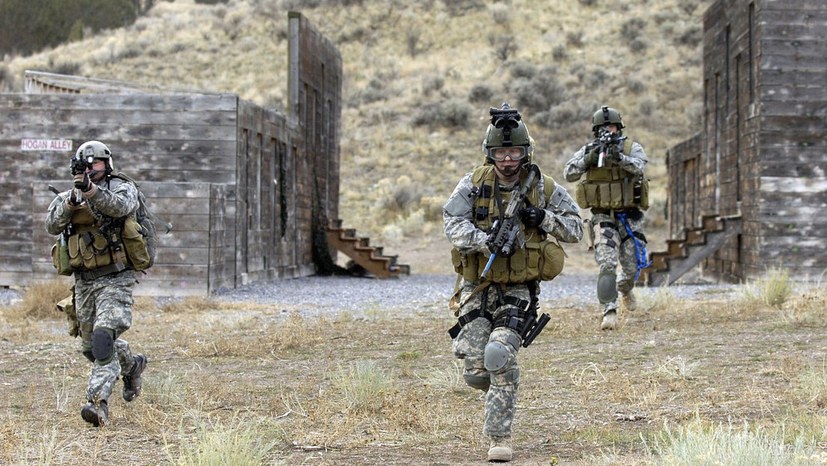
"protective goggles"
489,146,528,162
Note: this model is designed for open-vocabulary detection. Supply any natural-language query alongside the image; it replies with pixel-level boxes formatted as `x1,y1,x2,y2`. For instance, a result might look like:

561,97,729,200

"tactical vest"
451,165,565,284
51,177,152,277
574,139,649,211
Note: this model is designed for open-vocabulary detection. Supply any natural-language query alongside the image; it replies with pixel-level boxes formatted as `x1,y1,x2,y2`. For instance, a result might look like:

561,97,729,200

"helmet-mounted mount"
490,103,522,146
482,103,534,165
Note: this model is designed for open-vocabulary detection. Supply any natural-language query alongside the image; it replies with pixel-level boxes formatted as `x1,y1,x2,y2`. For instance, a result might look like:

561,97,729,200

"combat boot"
600,304,618,331
620,290,638,312
487,436,513,462
81,400,109,427
123,354,147,402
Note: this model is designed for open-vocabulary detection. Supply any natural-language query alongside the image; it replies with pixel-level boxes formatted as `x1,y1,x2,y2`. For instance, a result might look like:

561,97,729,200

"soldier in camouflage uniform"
564,106,650,330
444,104,582,462
46,141,147,427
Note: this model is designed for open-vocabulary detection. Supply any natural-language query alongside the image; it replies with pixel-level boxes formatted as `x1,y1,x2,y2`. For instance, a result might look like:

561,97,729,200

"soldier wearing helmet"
564,106,650,330
444,104,582,462
45,140,148,427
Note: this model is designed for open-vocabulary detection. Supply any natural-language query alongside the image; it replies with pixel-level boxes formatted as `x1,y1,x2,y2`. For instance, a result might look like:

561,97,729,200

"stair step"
685,229,705,245
325,219,410,279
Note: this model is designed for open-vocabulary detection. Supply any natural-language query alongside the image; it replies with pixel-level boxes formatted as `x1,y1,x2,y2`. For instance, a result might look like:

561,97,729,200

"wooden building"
647,0,826,284
0,12,344,296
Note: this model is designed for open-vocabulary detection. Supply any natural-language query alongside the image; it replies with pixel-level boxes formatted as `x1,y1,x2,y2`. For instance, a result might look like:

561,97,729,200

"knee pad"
91,328,115,364
597,271,618,304
484,341,514,372
463,373,491,391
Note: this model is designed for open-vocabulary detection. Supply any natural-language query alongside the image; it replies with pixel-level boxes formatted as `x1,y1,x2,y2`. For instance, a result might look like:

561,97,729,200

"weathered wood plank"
0,93,239,112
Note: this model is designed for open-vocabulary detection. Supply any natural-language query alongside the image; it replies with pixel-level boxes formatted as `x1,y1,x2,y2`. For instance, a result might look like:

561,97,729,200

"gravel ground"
0,274,741,313
213,273,741,316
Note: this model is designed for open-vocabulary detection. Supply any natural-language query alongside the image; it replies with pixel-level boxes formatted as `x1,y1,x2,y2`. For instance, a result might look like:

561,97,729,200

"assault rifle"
480,164,540,278
588,128,627,168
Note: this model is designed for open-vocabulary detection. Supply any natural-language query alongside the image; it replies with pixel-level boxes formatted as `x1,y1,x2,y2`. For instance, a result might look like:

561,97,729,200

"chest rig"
574,139,649,211
52,177,148,280
450,165,564,284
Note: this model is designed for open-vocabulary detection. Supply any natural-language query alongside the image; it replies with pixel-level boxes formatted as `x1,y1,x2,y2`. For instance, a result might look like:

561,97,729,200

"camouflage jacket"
46,177,139,236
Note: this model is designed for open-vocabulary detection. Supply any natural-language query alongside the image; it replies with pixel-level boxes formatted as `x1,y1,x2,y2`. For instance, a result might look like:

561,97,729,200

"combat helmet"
482,103,534,165
592,106,624,135
75,140,115,173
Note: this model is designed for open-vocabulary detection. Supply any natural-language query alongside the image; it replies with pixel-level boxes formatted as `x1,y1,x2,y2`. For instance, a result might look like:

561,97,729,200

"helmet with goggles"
482,103,534,165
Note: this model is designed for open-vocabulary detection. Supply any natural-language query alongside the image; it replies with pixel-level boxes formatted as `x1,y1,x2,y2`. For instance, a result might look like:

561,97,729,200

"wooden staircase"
326,219,411,278
640,215,742,286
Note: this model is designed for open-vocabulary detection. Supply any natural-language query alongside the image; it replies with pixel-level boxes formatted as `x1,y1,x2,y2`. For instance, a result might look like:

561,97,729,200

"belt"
75,263,127,281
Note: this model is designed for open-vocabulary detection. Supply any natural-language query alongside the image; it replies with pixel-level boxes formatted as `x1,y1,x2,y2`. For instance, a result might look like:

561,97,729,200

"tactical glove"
607,143,621,161
584,148,600,166
70,158,88,176
520,205,546,228
73,173,92,192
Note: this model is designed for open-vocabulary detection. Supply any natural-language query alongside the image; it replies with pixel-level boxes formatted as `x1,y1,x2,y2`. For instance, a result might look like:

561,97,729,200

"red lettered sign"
20,139,73,151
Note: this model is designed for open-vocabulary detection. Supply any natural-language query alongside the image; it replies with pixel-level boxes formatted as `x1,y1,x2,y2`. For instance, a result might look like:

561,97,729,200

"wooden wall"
0,92,239,296
668,0,827,282
753,0,827,279
289,11,342,270
0,12,343,295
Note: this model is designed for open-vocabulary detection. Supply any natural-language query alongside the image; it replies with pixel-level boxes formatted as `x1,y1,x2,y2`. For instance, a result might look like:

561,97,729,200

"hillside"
2,0,710,272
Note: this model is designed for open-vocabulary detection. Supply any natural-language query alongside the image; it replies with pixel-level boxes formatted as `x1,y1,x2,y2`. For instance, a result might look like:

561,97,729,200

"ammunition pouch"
575,166,649,211
51,237,74,276
67,227,118,271
452,240,564,284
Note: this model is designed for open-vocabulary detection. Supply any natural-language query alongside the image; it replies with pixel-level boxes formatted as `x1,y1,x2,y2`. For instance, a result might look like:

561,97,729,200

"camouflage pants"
74,270,139,403
452,282,531,439
592,212,646,307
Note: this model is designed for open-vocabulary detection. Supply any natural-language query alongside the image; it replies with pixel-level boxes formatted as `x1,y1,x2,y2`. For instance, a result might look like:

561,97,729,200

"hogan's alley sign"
20,139,73,151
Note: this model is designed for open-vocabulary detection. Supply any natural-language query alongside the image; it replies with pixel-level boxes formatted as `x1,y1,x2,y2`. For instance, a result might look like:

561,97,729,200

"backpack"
114,173,163,271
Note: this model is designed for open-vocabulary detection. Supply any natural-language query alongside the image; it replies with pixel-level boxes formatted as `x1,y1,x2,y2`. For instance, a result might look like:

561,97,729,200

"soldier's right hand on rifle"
584,146,600,166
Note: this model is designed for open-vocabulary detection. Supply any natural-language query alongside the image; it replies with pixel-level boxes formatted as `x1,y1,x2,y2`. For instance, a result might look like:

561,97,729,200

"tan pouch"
575,182,588,209
122,217,151,271
51,238,74,276
539,241,565,281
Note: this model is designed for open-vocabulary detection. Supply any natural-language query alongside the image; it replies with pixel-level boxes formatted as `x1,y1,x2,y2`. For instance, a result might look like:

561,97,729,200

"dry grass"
1,279,825,464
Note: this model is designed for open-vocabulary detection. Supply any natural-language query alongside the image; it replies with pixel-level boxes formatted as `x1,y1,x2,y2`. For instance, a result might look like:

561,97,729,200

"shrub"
512,73,564,114
468,83,494,103
489,3,511,24
412,99,472,129
552,44,568,62
491,34,517,62
332,360,392,413
621,18,647,42
628,37,649,53
421,74,444,97
675,25,703,48
510,60,537,80
406,26,423,57
566,31,584,48
759,266,792,308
